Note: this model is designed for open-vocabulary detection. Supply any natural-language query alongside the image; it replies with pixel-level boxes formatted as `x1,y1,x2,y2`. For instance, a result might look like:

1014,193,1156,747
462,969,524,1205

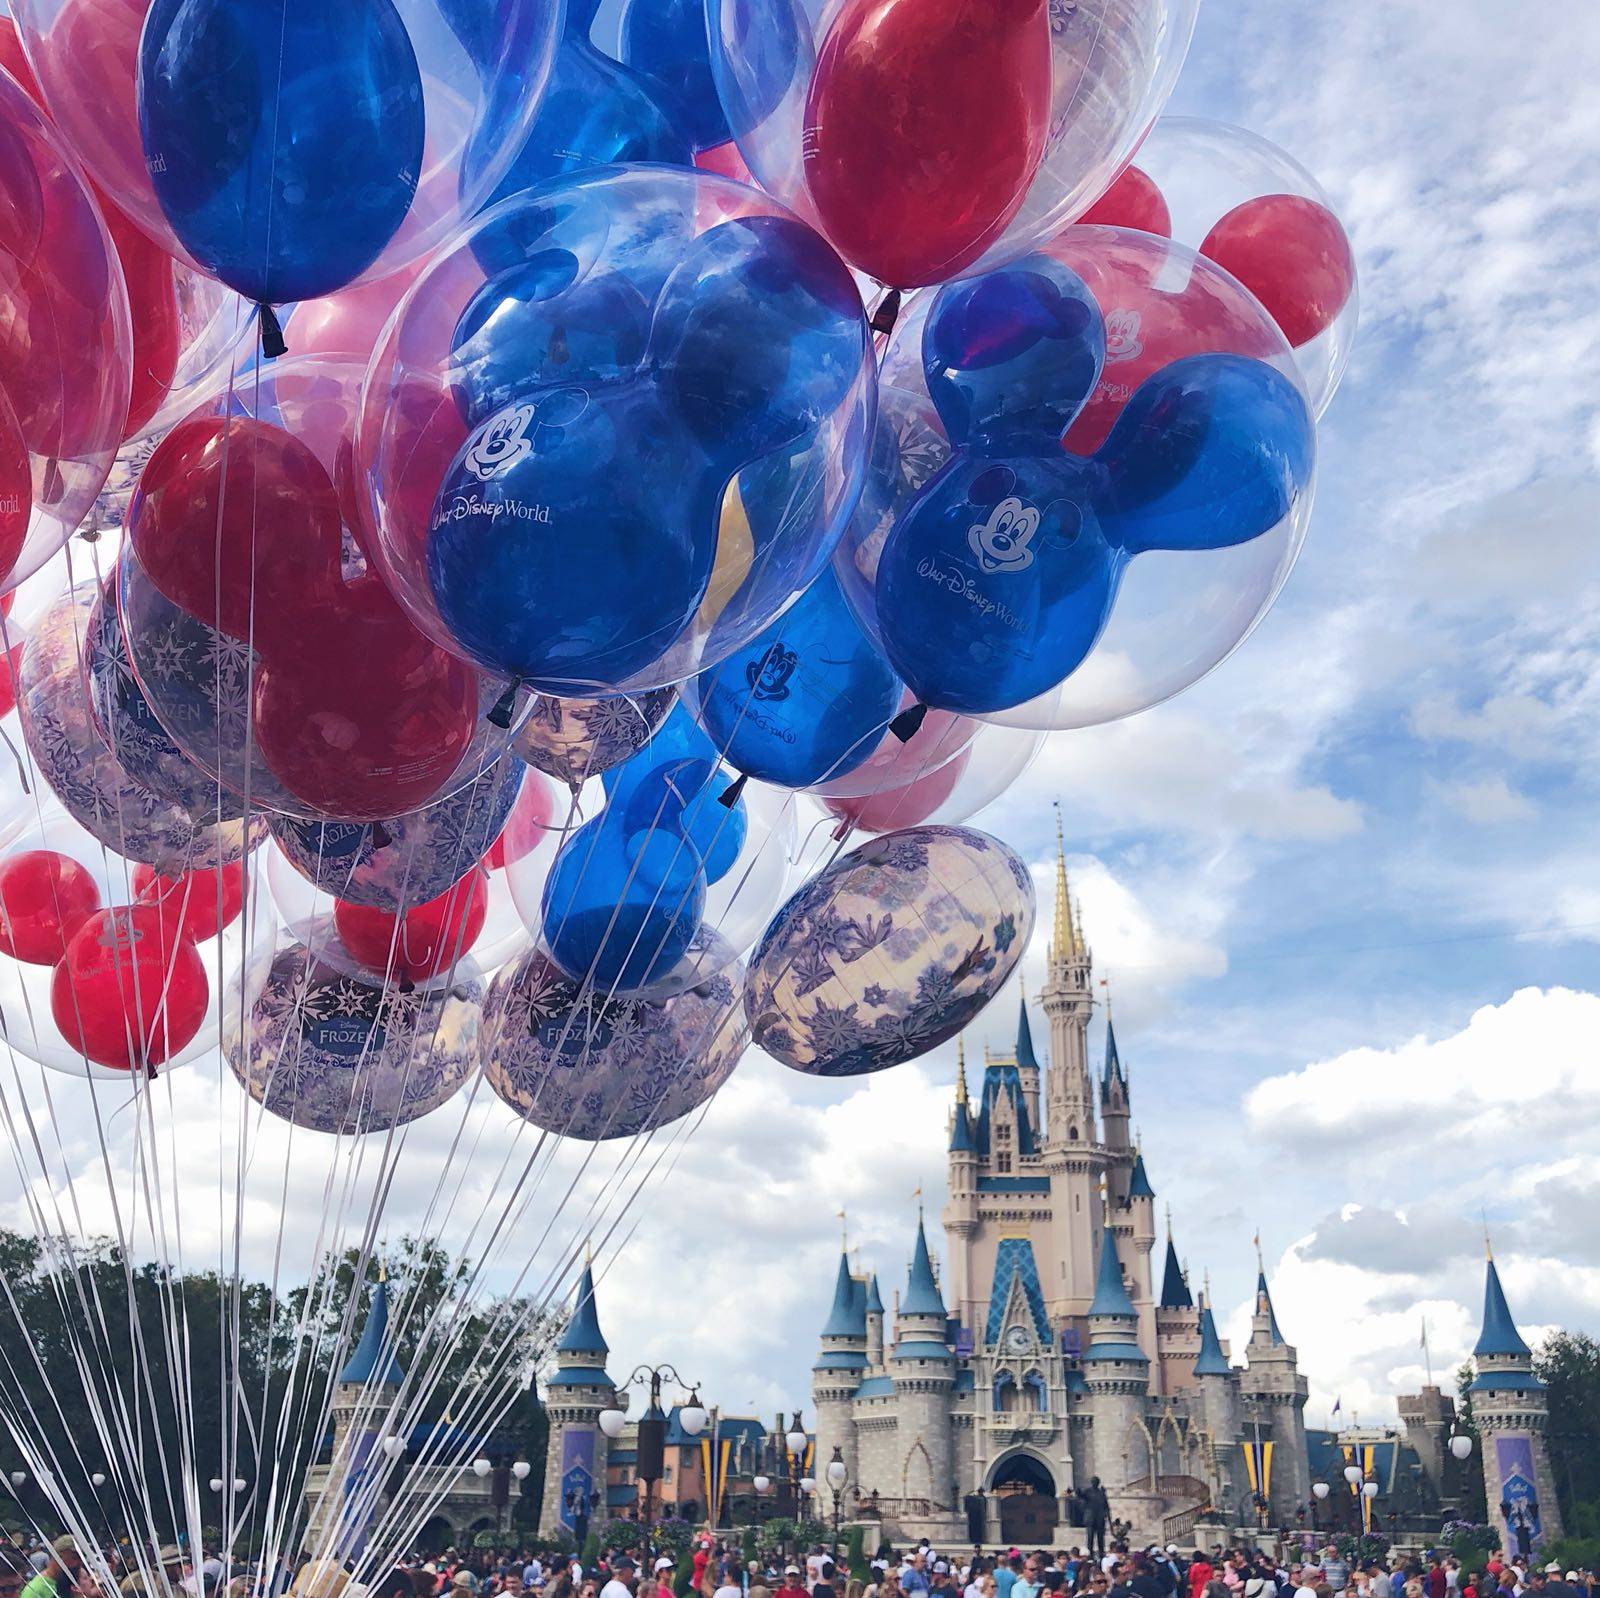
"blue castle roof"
949,1095,975,1152
1194,1302,1231,1377
557,1263,609,1356
1255,1270,1285,1344
903,1218,947,1318
1159,1239,1192,1309
1474,1255,1532,1359
1015,997,1038,1071
822,1252,866,1339
339,1277,406,1387
974,1062,1037,1156
1089,1228,1137,1321
865,1274,884,1315
1103,1019,1127,1097
1128,1153,1155,1200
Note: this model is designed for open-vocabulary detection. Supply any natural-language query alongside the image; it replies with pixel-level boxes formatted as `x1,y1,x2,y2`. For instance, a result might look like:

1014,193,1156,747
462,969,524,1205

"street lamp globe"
473,1459,492,1478
1450,1434,1473,1461
209,1478,224,1493
1343,1465,1362,1485
786,1428,808,1456
382,1436,406,1458
801,1477,816,1495
825,1448,847,1493
599,1409,628,1439
512,1461,532,1480
8,1472,24,1487
233,1478,247,1493
1312,1482,1329,1500
754,1475,772,1494
90,1474,106,1488
679,1394,709,1437
1361,1480,1379,1499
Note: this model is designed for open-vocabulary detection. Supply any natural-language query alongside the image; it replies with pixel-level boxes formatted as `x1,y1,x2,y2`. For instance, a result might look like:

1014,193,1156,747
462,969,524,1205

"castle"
809,824,1311,1546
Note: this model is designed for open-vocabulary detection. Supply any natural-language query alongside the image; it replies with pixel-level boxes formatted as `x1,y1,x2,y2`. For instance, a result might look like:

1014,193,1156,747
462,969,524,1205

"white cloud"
1431,775,1534,824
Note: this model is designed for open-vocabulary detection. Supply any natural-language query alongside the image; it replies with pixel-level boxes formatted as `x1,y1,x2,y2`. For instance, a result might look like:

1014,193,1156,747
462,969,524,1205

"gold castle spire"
1052,801,1079,960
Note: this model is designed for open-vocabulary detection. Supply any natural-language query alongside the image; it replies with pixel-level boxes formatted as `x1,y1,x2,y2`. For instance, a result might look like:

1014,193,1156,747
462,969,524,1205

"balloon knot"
830,816,853,843
257,302,287,360
487,678,522,729
369,821,393,850
398,977,416,995
717,772,749,809
870,288,903,338
888,701,929,743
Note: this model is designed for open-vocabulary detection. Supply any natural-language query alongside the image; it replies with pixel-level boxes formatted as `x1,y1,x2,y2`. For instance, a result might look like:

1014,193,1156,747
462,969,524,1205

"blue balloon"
620,0,731,151
620,756,746,884
693,567,899,789
138,0,425,303
541,813,706,992
481,11,692,210
873,255,1315,716
427,210,865,692
602,703,726,798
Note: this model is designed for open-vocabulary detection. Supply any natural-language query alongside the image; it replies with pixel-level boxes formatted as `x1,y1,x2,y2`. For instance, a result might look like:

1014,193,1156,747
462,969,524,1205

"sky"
3,0,1599,1477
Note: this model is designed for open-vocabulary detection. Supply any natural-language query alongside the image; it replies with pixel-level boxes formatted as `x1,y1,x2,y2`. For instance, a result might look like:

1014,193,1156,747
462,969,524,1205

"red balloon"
0,636,24,719
1200,193,1355,349
0,850,101,964
1079,166,1172,237
335,867,489,984
1048,229,1283,455
824,746,970,833
251,574,478,821
802,0,1052,287
0,18,178,441
50,904,208,1071
128,415,344,650
132,859,246,945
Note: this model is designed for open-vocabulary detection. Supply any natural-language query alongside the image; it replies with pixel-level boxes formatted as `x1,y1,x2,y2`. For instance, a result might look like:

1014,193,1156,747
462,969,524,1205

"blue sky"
2,0,1594,1452
583,0,1600,1426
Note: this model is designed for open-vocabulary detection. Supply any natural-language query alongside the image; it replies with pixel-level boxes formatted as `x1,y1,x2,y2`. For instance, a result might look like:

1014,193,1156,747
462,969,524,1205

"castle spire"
1053,802,1078,959
1194,1299,1231,1376
1473,1253,1532,1359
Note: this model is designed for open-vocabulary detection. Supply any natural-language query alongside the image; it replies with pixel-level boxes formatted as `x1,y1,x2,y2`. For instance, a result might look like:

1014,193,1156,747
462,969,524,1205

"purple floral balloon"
512,687,678,788
19,586,260,872
224,939,481,1134
478,946,746,1141
268,755,524,911
745,824,1034,1076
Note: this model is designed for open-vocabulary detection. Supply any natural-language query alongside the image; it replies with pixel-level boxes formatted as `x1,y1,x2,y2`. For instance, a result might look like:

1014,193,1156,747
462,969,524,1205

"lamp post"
599,1365,706,1558
780,1413,809,1568
1310,1480,1328,1533
825,1446,848,1568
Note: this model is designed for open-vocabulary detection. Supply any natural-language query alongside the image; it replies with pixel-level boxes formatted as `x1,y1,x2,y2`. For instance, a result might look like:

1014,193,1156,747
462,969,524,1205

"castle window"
996,1151,1012,1173
1069,1124,1079,1141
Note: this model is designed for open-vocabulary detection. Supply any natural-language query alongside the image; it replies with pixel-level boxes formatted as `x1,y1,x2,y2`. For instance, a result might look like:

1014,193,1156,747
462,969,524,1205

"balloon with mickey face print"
838,234,1317,729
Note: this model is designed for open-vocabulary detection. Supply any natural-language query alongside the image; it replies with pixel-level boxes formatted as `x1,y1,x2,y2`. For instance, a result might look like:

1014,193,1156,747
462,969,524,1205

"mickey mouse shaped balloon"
869,254,1315,718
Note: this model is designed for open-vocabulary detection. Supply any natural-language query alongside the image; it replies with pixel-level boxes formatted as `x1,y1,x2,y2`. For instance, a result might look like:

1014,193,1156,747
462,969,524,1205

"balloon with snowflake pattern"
513,687,678,789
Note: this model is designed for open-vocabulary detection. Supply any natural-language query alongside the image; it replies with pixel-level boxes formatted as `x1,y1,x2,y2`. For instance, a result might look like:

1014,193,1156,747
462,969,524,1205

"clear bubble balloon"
708,0,1197,289
478,944,746,1141
11,0,562,304
117,356,509,822
224,929,481,1134
746,824,1035,1075
19,584,260,871
0,68,131,592
0,807,273,1078
836,229,1317,731
1081,117,1357,416
355,164,875,696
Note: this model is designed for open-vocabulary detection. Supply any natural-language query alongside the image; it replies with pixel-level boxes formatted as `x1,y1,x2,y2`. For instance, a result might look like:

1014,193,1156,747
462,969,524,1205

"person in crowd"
22,1538,86,1598
812,1567,838,1598
776,1569,808,1598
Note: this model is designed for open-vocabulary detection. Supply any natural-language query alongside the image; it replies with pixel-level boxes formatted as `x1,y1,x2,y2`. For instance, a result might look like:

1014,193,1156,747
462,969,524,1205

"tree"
0,1228,563,1546
1535,1330,1600,1530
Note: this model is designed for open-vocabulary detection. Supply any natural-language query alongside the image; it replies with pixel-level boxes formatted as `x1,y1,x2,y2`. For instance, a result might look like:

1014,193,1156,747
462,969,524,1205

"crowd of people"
4,1533,1600,1598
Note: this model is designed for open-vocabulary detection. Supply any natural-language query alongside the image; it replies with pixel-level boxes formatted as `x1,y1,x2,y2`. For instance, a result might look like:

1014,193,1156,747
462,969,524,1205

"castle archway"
989,1449,1058,1546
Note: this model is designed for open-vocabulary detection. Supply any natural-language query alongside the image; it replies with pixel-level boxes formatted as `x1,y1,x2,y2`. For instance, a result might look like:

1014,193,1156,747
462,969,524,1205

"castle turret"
1155,1217,1200,1394
944,1038,979,1319
865,1273,886,1372
1100,1017,1132,1195
1240,1254,1309,1517
1125,1149,1158,1373
1082,1225,1151,1488
539,1261,617,1535
1015,986,1042,1136
891,1218,956,1511
307,1273,405,1557
1042,809,1095,1152
1193,1293,1248,1516
1470,1244,1562,1555
813,1251,867,1510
